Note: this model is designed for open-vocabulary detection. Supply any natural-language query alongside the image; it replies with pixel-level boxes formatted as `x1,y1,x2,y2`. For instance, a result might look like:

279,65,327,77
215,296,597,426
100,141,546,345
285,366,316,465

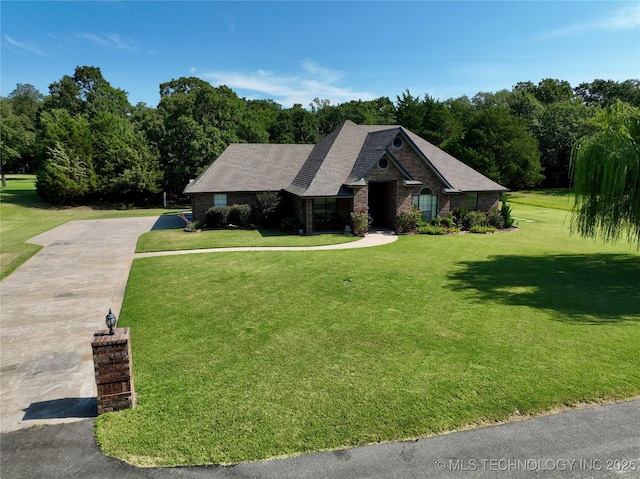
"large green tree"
0,84,43,182
443,106,544,189
157,77,249,194
269,103,319,144
571,101,640,247
90,111,161,203
35,109,95,203
535,100,596,187
575,79,640,108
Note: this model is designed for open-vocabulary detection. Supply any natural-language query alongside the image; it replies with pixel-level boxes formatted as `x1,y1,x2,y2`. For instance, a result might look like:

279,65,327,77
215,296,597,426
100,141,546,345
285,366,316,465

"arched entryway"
368,181,396,228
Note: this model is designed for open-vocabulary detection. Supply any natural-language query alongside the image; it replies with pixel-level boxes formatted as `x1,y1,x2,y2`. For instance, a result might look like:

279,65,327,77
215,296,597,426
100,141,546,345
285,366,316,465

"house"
184,120,508,233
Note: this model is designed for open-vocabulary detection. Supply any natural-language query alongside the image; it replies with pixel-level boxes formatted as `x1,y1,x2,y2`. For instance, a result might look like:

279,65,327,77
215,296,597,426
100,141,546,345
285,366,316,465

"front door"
368,182,396,227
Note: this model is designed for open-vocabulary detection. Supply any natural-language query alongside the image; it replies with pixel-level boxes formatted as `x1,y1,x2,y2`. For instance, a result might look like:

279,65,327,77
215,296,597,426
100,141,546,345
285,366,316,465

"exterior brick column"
91,328,135,414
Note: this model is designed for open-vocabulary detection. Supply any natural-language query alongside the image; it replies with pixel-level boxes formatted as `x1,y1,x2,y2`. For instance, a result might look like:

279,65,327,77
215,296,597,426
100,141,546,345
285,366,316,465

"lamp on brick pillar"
105,308,117,335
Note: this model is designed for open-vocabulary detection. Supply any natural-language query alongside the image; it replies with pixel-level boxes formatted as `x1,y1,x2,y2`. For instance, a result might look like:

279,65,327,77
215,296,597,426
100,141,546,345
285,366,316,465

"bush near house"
281,217,303,233
396,205,422,234
254,192,282,226
470,225,497,234
419,223,447,235
350,207,372,236
205,206,231,228
228,204,252,227
422,206,514,235
205,204,253,229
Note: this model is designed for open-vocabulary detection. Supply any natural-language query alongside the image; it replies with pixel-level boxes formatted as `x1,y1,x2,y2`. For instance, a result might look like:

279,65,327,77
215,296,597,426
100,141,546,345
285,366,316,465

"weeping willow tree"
571,101,640,248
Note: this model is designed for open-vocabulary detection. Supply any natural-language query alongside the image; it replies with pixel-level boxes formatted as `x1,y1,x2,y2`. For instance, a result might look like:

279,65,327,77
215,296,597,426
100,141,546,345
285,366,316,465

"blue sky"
2,1,639,108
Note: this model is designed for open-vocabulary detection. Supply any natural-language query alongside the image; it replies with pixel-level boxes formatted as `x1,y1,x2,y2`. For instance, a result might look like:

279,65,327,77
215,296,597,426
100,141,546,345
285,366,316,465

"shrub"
501,199,515,228
228,204,252,227
205,206,230,228
470,225,496,234
350,207,371,236
450,207,468,229
462,211,487,230
488,208,505,229
281,217,303,233
418,224,447,235
254,192,281,225
396,205,422,234
440,216,454,228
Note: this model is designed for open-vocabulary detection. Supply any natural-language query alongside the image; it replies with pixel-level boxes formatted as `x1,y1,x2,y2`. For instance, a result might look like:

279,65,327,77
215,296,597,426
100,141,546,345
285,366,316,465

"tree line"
1,65,638,205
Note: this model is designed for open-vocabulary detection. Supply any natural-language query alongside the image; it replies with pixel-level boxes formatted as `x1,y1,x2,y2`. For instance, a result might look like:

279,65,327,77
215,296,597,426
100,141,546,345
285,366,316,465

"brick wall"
479,192,500,211
191,193,214,223
91,328,134,415
447,192,500,213
389,138,448,218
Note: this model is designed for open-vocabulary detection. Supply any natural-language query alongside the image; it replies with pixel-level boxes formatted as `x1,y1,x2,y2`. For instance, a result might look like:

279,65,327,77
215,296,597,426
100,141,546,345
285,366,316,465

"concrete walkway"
0,221,395,432
135,228,397,258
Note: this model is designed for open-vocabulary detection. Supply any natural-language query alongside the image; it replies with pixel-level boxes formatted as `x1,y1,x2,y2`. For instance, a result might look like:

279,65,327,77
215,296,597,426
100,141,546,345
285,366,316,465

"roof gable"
401,128,507,192
287,120,370,197
184,121,507,196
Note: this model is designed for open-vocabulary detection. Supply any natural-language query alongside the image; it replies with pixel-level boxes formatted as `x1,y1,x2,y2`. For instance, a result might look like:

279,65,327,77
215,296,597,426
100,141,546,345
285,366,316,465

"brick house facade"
185,121,507,233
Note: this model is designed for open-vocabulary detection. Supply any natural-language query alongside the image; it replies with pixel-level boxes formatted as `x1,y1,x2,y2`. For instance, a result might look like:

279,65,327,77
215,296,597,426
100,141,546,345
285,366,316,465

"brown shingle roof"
184,121,507,196
287,120,370,197
183,143,313,194
401,128,508,192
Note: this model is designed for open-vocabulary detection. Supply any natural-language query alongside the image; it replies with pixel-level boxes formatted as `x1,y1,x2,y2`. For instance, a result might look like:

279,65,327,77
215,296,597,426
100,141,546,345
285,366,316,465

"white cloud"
2,35,48,57
541,3,640,39
74,32,138,51
599,3,640,31
196,61,376,108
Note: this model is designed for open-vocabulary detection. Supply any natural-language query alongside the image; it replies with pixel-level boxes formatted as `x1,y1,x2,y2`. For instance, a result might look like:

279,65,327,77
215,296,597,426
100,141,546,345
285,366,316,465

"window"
393,137,402,148
313,198,338,230
378,157,389,169
213,194,227,207
465,193,478,210
413,188,437,222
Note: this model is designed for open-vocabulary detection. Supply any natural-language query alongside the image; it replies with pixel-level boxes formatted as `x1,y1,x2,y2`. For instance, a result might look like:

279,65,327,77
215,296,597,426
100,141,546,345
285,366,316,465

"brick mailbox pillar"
91,327,135,414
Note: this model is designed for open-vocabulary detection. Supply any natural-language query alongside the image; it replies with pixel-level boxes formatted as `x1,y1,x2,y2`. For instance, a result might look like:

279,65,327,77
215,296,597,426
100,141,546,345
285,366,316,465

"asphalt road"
2,399,639,479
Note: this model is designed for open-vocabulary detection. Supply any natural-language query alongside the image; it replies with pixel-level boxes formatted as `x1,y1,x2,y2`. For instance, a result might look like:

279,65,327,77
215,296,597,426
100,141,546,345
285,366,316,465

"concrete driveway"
0,216,161,432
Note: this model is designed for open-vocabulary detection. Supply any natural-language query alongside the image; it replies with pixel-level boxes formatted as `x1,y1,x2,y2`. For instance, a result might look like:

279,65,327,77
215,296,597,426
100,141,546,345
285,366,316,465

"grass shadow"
447,254,640,323
257,229,290,237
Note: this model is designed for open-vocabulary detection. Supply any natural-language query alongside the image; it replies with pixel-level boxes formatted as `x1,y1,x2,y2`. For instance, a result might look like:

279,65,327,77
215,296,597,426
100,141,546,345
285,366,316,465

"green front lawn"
507,189,574,210
136,228,359,252
96,201,640,466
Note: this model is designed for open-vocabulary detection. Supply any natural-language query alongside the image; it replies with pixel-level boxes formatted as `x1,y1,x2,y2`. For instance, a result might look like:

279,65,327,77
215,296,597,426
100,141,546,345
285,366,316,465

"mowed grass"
507,188,574,211
0,175,184,279
96,200,640,466
136,228,358,252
